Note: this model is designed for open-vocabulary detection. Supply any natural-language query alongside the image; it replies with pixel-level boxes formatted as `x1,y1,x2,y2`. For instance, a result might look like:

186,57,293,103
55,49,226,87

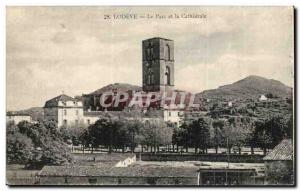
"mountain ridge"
196,75,292,100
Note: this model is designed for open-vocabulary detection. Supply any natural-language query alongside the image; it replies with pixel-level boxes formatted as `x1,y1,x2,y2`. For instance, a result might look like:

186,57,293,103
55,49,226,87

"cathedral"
44,37,189,127
82,37,191,111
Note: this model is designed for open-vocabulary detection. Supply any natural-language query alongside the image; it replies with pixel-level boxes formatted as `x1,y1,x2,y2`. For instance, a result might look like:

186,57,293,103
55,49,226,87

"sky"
6,6,294,110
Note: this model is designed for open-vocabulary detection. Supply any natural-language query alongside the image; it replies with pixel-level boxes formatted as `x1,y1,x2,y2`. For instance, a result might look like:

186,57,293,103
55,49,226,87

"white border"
0,1,299,191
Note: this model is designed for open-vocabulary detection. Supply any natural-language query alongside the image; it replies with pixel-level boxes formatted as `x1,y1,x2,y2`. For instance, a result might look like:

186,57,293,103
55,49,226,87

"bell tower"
142,37,174,92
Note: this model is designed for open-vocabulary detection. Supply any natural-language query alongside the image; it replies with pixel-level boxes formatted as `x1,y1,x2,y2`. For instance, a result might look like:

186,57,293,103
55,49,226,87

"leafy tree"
189,118,210,153
7,128,33,164
172,123,190,152
211,120,225,154
126,120,144,153
250,116,287,155
60,125,86,146
223,121,251,154
7,121,73,168
140,120,172,153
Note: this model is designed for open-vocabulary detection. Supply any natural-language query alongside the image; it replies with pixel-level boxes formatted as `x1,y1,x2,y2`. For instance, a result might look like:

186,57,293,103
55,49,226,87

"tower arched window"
151,73,154,84
147,68,153,85
165,66,171,85
146,43,154,60
165,44,171,60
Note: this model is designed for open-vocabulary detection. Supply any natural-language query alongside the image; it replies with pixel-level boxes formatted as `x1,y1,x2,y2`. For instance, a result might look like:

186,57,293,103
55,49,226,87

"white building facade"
6,113,32,125
44,94,99,127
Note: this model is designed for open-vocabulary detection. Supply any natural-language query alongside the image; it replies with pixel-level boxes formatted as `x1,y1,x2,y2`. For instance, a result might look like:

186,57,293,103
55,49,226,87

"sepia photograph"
5,6,295,186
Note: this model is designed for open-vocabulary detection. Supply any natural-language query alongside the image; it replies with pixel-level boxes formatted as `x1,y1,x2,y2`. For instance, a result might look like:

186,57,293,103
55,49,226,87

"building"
6,113,32,125
263,139,294,185
198,168,258,185
44,38,187,127
44,94,100,127
38,165,198,185
259,94,268,101
163,104,185,127
44,94,84,127
142,37,174,92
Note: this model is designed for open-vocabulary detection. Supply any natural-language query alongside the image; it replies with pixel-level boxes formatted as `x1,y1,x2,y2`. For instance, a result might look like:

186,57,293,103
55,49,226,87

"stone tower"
142,37,174,92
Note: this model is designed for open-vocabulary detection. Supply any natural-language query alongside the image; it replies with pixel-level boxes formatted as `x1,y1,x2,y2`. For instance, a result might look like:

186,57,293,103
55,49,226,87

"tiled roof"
44,94,77,107
38,165,198,178
263,139,293,161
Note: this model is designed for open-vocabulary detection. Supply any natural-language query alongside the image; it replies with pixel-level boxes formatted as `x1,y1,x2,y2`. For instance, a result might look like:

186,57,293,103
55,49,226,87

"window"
147,74,151,85
150,47,154,59
76,110,79,115
64,177,68,184
63,120,67,125
118,178,122,184
169,112,171,117
146,177,158,185
147,68,154,85
75,120,78,126
88,178,97,184
64,109,67,115
87,119,91,125
165,66,171,85
165,44,171,60
146,44,154,60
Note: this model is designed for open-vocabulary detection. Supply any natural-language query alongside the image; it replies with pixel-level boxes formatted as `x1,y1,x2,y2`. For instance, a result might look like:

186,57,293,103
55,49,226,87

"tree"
86,118,111,152
211,120,225,154
38,137,73,166
7,121,73,168
126,120,143,153
172,122,190,152
223,121,251,154
250,116,287,155
159,124,173,150
60,125,86,146
85,116,135,153
189,118,210,153
7,128,33,164
140,120,172,153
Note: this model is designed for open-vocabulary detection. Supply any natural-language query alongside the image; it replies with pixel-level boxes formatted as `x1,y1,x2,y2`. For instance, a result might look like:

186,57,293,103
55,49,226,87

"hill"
196,75,292,101
88,83,142,95
8,107,44,121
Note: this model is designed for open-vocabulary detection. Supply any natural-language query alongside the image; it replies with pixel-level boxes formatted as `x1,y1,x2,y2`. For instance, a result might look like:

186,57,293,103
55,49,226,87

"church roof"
44,94,77,107
143,37,173,41
263,139,293,161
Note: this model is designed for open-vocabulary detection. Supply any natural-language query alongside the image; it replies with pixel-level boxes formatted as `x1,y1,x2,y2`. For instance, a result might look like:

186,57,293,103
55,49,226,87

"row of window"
61,101,78,106
62,119,91,125
146,66,171,85
168,111,181,117
64,177,180,185
145,44,171,60
63,109,79,116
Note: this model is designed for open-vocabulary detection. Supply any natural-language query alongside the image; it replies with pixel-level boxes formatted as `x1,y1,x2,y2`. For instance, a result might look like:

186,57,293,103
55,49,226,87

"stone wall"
38,176,198,185
140,153,264,163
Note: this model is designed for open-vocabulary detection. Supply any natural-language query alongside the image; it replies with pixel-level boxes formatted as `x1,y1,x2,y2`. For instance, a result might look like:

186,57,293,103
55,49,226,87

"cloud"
6,6,294,110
